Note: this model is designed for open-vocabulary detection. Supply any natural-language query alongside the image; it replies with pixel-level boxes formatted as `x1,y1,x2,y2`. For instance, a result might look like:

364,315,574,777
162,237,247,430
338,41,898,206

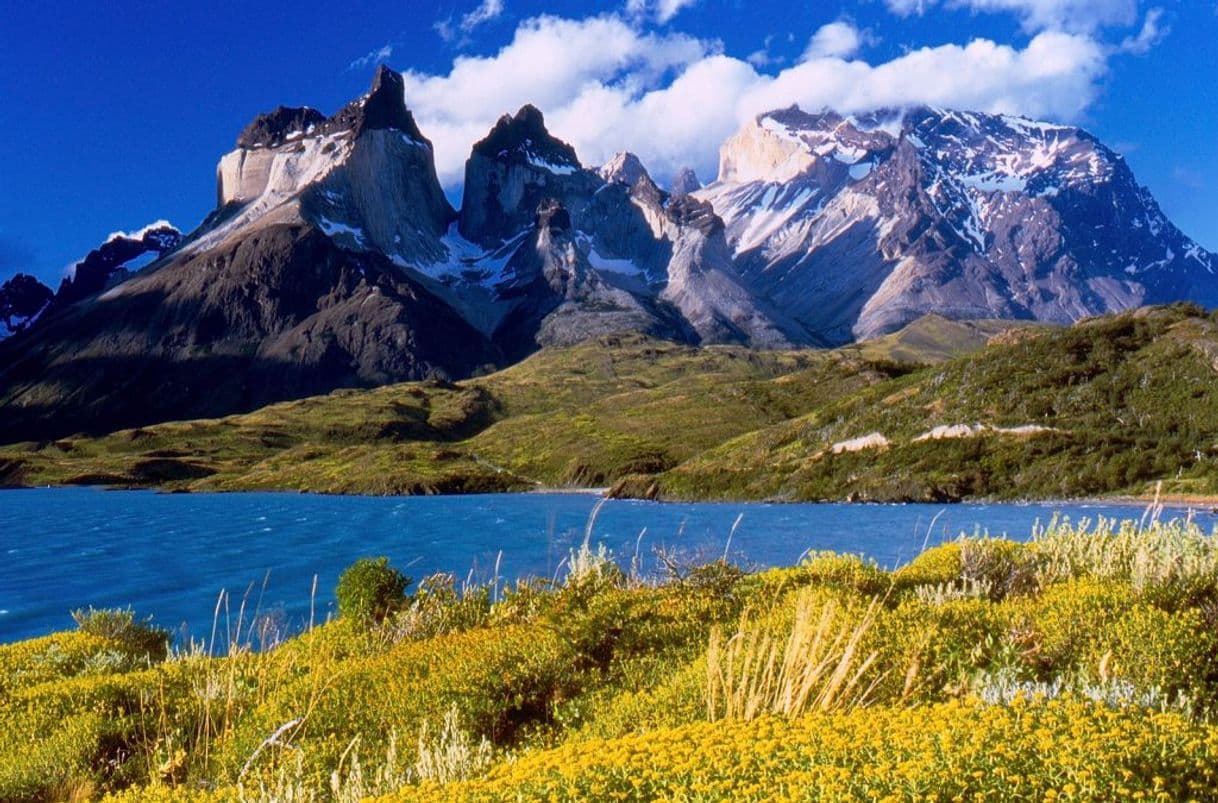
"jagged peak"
671,167,701,197
598,152,650,187
237,106,327,149
326,65,427,142
235,66,428,150
471,104,581,172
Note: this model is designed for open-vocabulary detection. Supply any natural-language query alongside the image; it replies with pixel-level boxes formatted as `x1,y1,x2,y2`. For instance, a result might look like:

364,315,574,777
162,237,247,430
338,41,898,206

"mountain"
56,222,182,306
697,107,1218,343
0,223,182,342
2,67,1216,443
402,104,805,355
0,67,497,441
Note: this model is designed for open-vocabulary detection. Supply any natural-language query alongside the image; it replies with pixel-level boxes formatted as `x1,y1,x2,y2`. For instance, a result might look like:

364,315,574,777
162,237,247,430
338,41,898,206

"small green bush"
70,607,169,662
336,556,411,625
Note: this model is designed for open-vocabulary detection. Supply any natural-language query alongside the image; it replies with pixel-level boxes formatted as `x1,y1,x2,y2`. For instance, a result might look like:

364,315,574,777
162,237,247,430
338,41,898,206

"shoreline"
7,483,1218,511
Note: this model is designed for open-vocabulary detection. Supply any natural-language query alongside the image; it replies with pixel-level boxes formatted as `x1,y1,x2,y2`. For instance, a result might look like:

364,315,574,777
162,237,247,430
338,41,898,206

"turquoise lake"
1,488,1207,644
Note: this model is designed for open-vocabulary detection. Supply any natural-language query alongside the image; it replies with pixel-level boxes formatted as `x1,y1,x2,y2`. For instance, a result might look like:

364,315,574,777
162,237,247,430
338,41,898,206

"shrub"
892,541,962,590
387,574,491,643
1017,578,1136,679
383,698,1218,802
336,557,411,626
70,607,169,662
1030,516,1218,604
799,551,890,596
959,538,1037,599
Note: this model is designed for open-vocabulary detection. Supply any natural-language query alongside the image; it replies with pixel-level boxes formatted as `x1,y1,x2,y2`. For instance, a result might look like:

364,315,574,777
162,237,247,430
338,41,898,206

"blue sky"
1,0,1215,286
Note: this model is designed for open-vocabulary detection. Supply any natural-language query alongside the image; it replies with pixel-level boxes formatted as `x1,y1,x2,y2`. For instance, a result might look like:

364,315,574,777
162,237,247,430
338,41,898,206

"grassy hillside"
619,304,1218,502
0,334,884,494
7,306,1218,502
5,516,1218,800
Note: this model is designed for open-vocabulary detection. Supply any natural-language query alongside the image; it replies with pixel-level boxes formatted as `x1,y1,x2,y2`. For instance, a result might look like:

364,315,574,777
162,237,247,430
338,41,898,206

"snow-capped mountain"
698,107,1218,343
405,102,802,354
2,68,1215,441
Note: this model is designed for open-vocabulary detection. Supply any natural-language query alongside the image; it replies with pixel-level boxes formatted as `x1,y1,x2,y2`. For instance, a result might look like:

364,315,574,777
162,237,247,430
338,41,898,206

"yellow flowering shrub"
0,630,136,694
380,698,1218,802
892,541,962,589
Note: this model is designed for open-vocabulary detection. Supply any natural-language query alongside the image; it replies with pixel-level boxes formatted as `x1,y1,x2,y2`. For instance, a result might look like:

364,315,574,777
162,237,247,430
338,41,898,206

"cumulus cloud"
802,21,869,61
885,0,1138,33
399,13,1110,189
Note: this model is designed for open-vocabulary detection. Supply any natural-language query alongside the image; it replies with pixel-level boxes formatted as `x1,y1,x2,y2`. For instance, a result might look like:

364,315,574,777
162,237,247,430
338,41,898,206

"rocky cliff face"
698,107,1218,343
207,65,454,268
659,196,804,348
458,105,602,248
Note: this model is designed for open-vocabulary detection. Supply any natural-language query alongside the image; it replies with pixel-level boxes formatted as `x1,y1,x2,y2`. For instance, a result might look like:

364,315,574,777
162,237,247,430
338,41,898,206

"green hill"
6,305,1218,502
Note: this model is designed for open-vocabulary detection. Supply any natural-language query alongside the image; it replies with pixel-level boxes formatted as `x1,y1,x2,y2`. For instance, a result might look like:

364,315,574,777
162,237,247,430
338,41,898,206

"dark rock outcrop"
237,106,327,148
323,64,427,141
56,223,182,307
0,274,53,339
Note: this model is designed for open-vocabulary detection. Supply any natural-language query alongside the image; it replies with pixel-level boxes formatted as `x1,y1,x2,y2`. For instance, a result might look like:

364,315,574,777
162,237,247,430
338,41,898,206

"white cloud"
1118,7,1167,54
626,0,700,24
886,0,1138,33
400,14,1111,189
349,44,394,71
461,0,504,32
802,21,867,61
437,0,506,42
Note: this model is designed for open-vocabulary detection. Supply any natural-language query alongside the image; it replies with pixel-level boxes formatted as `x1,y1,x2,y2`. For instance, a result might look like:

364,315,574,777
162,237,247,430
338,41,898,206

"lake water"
0,488,1207,644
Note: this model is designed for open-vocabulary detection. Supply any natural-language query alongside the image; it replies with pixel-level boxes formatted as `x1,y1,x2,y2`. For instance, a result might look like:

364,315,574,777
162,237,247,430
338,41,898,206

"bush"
893,542,962,590
388,573,492,642
336,557,411,625
70,607,169,662
799,551,891,596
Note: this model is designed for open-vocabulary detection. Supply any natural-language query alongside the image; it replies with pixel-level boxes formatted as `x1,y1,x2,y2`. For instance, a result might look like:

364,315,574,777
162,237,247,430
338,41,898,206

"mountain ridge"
1,67,1215,441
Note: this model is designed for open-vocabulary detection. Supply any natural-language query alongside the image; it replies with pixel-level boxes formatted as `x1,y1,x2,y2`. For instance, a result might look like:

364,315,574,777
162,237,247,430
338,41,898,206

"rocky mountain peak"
598,153,650,187
237,106,327,149
665,196,723,237
459,106,596,247
233,67,426,153
0,274,54,339
56,222,182,307
471,104,581,171
718,106,896,184
325,65,426,141
671,167,701,197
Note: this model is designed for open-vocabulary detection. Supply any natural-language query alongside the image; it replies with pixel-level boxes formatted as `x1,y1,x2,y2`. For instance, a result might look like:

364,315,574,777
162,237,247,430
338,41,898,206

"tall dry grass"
706,589,883,722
